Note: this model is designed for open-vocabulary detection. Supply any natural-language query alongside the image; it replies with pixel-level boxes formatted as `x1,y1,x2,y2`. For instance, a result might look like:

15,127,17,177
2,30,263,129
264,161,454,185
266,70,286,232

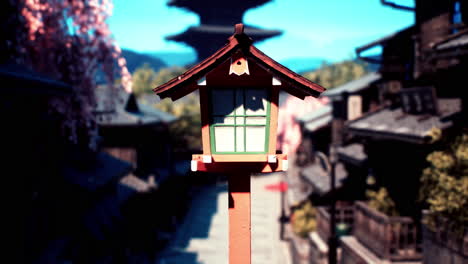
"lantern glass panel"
213,116,235,125
212,89,234,116
245,89,267,115
235,89,245,115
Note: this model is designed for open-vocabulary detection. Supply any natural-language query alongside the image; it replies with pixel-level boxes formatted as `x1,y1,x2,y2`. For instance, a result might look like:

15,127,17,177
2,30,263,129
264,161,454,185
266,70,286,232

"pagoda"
166,0,282,61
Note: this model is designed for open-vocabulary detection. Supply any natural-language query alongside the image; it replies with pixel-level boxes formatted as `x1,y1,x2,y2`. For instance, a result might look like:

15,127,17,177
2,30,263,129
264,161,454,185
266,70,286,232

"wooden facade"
288,1,468,264
340,1,467,263
95,88,178,181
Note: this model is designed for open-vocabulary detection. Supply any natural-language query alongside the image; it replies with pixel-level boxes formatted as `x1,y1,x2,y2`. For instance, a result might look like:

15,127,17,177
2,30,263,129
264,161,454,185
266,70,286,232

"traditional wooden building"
292,73,380,264
0,63,142,263
340,1,467,263
297,72,381,165
94,86,179,182
5,61,183,263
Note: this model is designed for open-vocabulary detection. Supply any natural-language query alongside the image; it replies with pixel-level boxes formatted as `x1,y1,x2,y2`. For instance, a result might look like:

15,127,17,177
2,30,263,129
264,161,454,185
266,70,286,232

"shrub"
366,187,399,216
291,200,317,238
420,128,468,237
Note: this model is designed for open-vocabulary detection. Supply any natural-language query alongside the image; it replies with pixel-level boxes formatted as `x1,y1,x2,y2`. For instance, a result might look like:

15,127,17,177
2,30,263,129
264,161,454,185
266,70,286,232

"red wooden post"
229,172,251,264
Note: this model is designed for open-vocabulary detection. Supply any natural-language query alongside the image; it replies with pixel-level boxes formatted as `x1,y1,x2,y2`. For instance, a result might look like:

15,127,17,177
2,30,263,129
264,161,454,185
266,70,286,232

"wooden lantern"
154,23,325,264
153,24,325,173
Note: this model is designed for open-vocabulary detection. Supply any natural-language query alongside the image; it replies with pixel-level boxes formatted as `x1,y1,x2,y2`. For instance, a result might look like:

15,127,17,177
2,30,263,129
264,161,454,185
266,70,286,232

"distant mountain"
95,49,166,84
149,51,197,67
279,57,326,74
121,49,166,73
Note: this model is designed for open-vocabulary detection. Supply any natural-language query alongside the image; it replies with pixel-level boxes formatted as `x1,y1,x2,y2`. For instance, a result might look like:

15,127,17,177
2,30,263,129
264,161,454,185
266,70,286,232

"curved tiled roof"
322,72,380,98
347,98,462,144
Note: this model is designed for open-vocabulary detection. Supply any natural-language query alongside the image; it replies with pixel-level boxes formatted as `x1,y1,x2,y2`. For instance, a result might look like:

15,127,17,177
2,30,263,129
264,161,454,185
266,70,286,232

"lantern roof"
153,24,326,100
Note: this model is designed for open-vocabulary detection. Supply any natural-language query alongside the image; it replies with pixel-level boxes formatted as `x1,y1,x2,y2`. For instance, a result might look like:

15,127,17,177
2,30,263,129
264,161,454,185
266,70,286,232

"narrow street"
156,172,291,264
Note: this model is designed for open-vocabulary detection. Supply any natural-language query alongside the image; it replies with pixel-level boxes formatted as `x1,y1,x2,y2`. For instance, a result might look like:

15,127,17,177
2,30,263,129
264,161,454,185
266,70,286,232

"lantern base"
191,154,288,173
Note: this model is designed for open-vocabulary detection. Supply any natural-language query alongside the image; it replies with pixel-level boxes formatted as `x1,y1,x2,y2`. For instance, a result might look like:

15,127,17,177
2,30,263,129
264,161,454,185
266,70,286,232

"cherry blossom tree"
5,0,132,149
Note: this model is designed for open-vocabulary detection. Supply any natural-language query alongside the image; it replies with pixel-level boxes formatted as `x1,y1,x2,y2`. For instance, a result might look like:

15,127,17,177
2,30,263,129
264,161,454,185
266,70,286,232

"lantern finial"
234,23,244,35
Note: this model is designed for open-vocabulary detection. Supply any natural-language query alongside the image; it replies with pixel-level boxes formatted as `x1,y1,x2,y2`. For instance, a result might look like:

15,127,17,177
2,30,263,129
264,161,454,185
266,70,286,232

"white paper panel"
245,88,267,115
347,95,362,121
212,89,234,116
213,116,235,125
236,127,244,152
246,126,266,152
236,117,244,125
246,117,266,125
214,126,235,152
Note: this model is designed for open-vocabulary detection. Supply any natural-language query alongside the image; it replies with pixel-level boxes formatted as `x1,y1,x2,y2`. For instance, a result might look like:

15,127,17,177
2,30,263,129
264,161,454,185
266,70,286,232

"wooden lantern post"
153,23,325,264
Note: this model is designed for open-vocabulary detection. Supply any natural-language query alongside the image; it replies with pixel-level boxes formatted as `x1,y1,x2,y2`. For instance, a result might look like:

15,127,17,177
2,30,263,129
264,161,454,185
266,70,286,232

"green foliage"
366,187,399,216
420,129,468,236
132,63,158,96
426,127,443,143
154,93,201,151
291,200,317,238
153,66,187,87
131,65,187,97
131,65,201,151
302,60,370,89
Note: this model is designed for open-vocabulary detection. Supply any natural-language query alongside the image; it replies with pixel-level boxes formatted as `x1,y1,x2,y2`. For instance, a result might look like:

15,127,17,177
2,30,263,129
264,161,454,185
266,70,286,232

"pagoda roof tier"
167,0,270,24
168,0,269,14
167,24,281,40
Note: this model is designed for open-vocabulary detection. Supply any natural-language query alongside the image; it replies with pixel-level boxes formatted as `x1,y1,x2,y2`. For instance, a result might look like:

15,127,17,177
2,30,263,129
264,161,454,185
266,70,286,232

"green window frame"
209,87,271,154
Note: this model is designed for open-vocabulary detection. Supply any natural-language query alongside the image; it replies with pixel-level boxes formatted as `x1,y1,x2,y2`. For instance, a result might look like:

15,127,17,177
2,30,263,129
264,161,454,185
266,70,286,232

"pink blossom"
277,95,329,155
16,0,133,149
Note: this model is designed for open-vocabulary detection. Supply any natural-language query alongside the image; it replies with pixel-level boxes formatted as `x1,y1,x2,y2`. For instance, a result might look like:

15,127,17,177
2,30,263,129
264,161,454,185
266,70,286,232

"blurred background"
3,0,466,263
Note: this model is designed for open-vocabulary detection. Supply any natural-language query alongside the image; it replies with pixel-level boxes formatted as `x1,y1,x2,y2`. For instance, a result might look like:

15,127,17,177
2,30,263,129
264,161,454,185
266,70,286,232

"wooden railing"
353,201,422,261
316,203,354,242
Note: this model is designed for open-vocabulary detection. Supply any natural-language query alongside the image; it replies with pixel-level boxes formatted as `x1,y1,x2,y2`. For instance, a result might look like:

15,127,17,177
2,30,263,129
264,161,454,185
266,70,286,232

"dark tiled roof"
0,63,72,95
338,143,367,167
355,26,415,63
300,162,347,195
94,86,176,126
434,29,468,50
297,104,332,132
347,98,462,144
297,73,381,132
154,24,325,100
436,34,468,50
322,72,381,98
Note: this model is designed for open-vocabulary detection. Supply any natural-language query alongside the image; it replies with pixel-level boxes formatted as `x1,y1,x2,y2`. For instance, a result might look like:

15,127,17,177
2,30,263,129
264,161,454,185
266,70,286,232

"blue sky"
108,0,414,62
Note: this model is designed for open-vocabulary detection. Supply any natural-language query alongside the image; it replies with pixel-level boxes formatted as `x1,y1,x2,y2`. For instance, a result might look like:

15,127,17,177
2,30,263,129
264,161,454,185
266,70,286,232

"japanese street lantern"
153,24,325,173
